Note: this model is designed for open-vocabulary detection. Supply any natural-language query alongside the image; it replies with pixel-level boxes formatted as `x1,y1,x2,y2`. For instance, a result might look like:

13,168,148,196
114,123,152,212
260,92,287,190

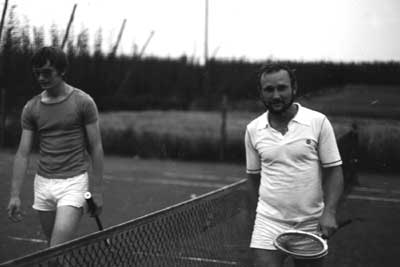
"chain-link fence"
1,180,253,267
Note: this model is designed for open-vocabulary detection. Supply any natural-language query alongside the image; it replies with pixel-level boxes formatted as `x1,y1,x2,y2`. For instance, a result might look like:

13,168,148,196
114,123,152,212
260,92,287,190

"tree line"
1,9,400,115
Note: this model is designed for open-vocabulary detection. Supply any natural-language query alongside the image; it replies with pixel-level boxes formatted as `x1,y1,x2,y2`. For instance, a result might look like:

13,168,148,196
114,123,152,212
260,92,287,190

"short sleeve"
81,94,99,125
245,128,261,174
21,102,36,131
318,117,342,168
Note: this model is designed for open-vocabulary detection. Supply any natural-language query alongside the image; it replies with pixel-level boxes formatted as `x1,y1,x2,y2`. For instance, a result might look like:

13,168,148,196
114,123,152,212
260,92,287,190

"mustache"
270,100,284,104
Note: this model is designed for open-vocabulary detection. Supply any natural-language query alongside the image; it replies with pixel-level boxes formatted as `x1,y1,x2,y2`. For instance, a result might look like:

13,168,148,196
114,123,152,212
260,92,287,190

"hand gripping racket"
273,218,360,259
84,192,104,230
84,192,112,248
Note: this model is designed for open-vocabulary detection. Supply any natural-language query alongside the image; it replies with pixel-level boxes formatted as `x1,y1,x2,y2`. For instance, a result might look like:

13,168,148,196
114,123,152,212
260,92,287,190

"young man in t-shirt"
7,46,104,247
245,64,344,267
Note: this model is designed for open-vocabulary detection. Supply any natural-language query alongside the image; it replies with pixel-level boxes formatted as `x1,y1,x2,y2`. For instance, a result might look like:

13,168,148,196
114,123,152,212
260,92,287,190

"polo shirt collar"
257,103,310,130
292,103,311,126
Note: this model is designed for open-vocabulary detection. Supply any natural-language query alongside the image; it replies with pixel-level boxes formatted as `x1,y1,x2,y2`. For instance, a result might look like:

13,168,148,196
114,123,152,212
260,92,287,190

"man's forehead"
260,69,291,84
33,60,54,70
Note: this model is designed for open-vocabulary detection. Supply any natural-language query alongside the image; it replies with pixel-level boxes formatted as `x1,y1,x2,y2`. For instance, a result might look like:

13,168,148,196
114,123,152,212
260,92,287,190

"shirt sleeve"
245,128,261,174
21,102,36,131
81,94,99,125
318,117,342,168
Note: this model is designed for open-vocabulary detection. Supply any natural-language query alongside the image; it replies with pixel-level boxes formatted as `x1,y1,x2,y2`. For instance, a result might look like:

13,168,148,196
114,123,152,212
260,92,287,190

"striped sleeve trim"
246,168,261,174
321,159,342,168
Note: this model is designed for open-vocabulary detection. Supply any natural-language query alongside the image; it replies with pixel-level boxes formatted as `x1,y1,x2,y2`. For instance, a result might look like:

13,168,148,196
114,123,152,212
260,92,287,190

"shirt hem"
36,169,88,179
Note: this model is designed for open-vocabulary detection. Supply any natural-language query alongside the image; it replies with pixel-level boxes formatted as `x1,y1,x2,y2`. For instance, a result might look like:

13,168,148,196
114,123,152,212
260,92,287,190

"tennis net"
1,179,253,267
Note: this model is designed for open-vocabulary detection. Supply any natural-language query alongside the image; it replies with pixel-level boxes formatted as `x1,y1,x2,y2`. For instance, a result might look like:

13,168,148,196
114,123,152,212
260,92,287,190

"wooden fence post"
111,19,127,56
0,88,5,147
61,3,77,50
0,0,8,43
219,93,227,161
0,0,9,147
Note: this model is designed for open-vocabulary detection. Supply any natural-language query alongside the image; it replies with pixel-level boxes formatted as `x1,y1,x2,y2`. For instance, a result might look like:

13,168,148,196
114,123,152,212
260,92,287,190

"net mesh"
1,180,253,267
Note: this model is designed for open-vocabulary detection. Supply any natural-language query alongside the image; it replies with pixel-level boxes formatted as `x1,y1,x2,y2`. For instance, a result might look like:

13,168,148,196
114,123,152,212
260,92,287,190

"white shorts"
250,212,321,250
33,172,89,211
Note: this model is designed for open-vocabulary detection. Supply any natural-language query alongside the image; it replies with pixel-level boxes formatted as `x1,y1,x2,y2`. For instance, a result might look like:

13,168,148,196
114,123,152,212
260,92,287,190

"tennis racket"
84,192,104,230
84,191,113,248
273,219,357,259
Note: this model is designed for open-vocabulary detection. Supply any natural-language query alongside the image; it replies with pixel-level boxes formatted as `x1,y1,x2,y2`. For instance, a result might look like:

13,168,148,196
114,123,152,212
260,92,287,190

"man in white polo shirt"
245,64,343,267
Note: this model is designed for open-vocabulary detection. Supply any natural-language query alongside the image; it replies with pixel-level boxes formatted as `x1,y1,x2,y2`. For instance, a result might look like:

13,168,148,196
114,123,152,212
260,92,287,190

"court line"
347,194,400,203
106,176,400,197
105,176,226,188
8,236,47,244
141,178,227,188
353,186,400,195
163,171,240,182
133,251,238,265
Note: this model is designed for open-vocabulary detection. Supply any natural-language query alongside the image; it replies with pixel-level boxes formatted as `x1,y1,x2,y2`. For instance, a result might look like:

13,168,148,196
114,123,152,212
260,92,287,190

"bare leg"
253,248,286,267
294,257,325,267
38,210,56,245
50,206,83,247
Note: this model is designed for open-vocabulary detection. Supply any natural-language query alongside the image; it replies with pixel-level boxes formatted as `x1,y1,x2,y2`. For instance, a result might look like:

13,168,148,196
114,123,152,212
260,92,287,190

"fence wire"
1,180,253,267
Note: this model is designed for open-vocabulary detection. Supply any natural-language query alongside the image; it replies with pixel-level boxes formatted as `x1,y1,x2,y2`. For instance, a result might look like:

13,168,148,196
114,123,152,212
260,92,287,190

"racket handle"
338,219,353,229
84,192,104,231
322,218,361,239
338,217,364,229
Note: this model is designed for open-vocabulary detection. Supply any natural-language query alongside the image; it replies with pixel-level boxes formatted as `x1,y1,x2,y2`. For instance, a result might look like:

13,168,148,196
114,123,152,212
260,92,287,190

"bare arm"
247,173,260,210
319,165,344,236
8,129,34,222
85,121,104,215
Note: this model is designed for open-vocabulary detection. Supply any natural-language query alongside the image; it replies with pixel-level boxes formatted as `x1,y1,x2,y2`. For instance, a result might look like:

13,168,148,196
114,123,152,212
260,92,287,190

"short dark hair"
257,63,297,91
31,46,68,74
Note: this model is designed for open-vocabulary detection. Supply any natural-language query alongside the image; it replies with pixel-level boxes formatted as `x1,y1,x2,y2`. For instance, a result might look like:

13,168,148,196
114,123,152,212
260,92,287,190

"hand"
318,210,337,238
7,196,24,222
89,190,103,217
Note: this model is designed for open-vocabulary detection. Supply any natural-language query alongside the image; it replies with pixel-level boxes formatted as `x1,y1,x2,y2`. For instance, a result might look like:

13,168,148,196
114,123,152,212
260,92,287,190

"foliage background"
1,9,400,114
1,9,400,172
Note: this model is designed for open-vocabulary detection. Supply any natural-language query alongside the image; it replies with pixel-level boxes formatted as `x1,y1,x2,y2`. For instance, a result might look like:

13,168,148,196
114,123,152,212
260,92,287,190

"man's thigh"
50,205,83,246
253,248,286,267
38,210,56,242
252,248,325,267
293,257,325,267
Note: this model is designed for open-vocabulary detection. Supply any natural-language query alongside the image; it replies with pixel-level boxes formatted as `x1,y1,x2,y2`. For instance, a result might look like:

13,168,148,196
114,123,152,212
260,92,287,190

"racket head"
273,230,328,259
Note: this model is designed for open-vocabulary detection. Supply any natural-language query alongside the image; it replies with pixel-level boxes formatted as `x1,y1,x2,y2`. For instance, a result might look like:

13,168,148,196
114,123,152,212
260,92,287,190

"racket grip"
322,218,358,239
84,192,104,231
338,219,353,229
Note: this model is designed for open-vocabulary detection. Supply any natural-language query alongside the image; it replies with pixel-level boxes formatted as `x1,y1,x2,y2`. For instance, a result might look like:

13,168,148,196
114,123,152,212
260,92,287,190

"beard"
261,95,295,115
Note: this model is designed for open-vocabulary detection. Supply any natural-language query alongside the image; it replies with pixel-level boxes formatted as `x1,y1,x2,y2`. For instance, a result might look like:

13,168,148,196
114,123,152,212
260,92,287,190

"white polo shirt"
245,103,342,223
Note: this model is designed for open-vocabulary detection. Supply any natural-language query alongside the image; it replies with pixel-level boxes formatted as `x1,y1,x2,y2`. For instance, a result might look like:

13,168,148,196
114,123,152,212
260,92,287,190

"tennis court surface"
1,153,400,266
1,179,255,267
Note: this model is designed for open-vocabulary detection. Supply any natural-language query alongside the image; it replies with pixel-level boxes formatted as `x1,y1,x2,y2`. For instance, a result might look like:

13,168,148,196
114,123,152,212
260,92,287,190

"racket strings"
276,233,325,255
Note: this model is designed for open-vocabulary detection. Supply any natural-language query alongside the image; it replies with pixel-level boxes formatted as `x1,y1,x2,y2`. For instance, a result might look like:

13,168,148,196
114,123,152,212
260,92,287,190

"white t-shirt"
245,103,342,222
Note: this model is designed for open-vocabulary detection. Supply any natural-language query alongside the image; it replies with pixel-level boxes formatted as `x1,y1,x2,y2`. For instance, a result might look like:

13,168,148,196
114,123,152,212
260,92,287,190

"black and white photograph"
0,0,399,266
